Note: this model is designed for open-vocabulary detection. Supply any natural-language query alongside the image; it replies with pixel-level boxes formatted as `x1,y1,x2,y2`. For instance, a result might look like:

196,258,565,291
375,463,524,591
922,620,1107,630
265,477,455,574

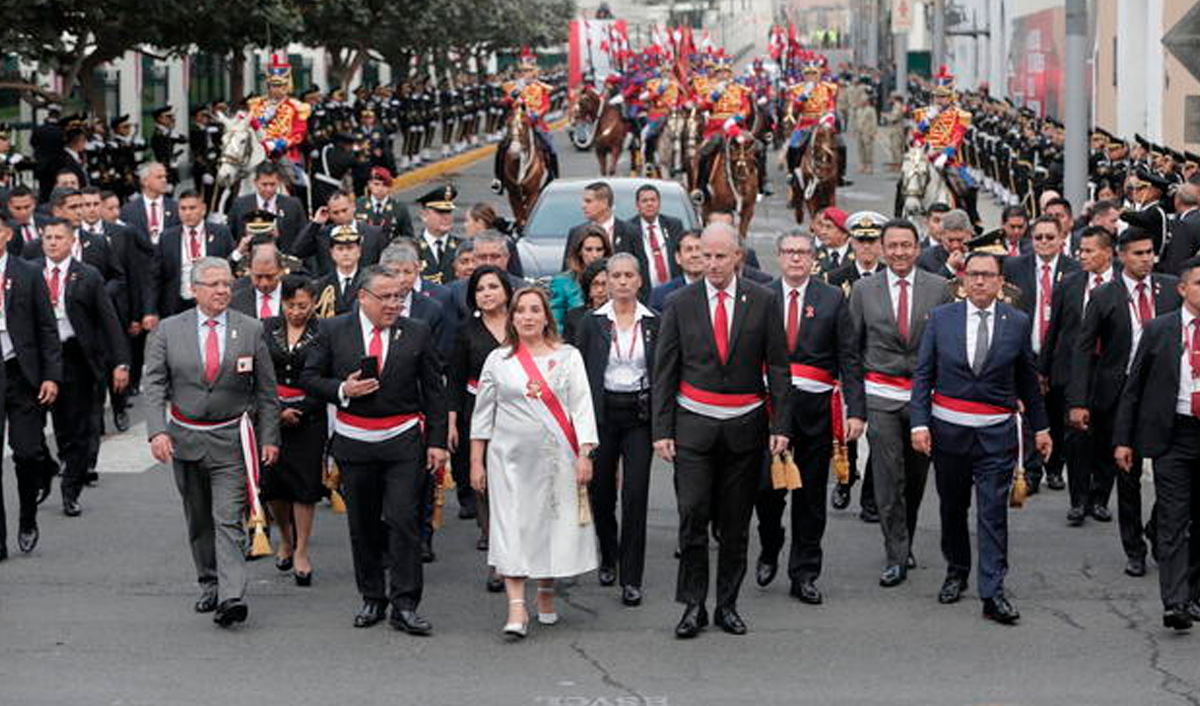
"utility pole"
896,32,908,100
931,0,945,70
1063,0,1088,209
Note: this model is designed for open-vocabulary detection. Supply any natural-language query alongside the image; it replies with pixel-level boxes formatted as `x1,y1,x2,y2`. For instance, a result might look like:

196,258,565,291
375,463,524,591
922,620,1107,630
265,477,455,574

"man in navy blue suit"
649,230,704,312
911,251,1051,625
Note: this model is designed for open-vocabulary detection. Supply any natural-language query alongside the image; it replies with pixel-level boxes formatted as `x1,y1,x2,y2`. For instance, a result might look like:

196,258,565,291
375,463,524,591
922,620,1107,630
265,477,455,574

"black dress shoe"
831,483,851,510
1026,476,1041,495
790,580,823,605
1091,505,1113,522
63,498,82,517
755,560,778,588
390,609,432,636
713,606,748,635
213,599,248,627
1067,506,1086,527
1046,472,1066,491
353,601,387,628
421,541,435,563
1163,606,1193,631
621,585,643,606
938,577,967,604
85,470,99,487
17,525,38,554
0,545,8,562
476,535,489,551
907,552,917,570
675,604,708,639
598,566,616,586
36,475,54,506
1125,557,1147,577
1186,600,1200,623
458,506,478,520
486,574,505,593
294,570,313,587
982,595,1020,624
275,555,293,572
859,506,880,523
879,564,906,587
113,411,131,433
194,590,219,613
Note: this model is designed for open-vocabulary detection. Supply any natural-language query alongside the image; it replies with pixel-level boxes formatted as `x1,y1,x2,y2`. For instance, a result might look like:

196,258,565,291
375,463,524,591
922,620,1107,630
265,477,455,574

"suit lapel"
383,319,404,377
983,305,1009,373
726,281,750,362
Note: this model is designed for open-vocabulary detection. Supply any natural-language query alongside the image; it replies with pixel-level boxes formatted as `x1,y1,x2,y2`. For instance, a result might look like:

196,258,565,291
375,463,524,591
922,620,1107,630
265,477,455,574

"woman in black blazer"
574,253,658,606
562,258,611,345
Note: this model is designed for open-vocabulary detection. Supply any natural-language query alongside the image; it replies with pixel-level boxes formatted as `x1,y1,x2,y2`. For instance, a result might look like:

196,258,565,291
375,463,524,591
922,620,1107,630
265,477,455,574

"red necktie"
648,223,668,284
713,291,729,364
204,319,220,383
369,326,384,372
1010,240,1019,257
259,293,272,319
189,227,201,259
786,289,800,353
1094,274,1103,289
48,266,61,306
1136,282,1153,324
1039,264,1052,343
23,224,33,244
149,201,160,233
1190,320,1200,417
896,278,909,343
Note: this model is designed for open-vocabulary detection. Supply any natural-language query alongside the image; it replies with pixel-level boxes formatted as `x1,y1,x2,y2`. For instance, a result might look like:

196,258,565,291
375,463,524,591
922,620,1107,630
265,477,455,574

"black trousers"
129,331,147,389
337,432,425,611
51,341,96,502
1042,386,1067,478
449,397,479,512
755,427,831,585
590,392,653,588
1092,409,1148,560
1153,416,1200,608
674,408,764,610
0,359,54,547
840,440,877,512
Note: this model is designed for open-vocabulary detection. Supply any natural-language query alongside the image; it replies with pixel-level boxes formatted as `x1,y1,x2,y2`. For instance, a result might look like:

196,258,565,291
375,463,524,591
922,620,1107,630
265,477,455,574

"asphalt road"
2,128,1199,706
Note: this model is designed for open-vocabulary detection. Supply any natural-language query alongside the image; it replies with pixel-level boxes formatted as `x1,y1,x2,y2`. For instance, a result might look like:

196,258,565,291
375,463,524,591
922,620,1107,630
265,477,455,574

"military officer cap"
152,105,173,119
1120,207,1164,234
846,211,888,240
966,228,1008,255
417,183,458,212
109,114,131,129
301,85,322,101
369,166,393,183
243,209,278,237
333,131,357,145
330,224,362,247
1185,152,1200,169
1131,167,1171,192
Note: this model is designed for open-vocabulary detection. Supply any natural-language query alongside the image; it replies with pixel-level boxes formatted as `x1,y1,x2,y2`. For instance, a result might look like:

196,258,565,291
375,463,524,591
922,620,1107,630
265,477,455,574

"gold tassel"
832,440,850,485
1009,466,1028,508
578,484,593,526
770,453,788,490
783,451,803,490
432,469,446,530
249,508,273,558
324,459,346,515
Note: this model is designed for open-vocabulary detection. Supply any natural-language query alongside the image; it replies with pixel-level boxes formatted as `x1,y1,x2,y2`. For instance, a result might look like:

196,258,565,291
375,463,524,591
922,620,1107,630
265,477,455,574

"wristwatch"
587,446,601,461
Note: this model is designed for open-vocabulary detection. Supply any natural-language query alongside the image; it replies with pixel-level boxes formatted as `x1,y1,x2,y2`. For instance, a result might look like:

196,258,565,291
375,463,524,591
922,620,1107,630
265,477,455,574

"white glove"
202,173,215,186
934,153,948,169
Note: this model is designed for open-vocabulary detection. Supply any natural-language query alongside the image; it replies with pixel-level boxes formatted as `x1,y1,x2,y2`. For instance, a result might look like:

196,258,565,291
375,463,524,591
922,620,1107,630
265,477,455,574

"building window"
190,53,229,108
142,55,169,136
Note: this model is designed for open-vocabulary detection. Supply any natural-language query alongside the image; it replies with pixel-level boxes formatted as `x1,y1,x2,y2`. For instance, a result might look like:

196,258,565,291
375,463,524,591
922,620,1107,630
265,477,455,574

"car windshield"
523,183,697,241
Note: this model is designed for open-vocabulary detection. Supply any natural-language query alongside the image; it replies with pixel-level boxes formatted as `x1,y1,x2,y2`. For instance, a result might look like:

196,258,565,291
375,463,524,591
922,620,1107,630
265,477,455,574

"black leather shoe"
213,599,248,627
938,577,967,604
1046,472,1066,491
1186,600,1200,623
621,585,643,607
85,470,99,487
1125,557,1147,577
831,483,851,510
421,540,435,563
17,525,38,554
907,552,917,570
353,601,386,628
859,505,880,523
458,505,477,520
390,609,432,636
36,475,54,506
1067,506,1086,527
113,411,131,433
598,566,616,586
879,565,906,587
1026,476,1041,495
63,498,82,517
675,604,708,639
982,595,1020,624
0,545,8,562
790,580,823,605
275,555,293,572
476,535,489,551
755,560,778,588
713,606,748,635
486,573,504,593
194,589,218,613
294,570,313,587
1091,505,1113,522
1163,606,1193,631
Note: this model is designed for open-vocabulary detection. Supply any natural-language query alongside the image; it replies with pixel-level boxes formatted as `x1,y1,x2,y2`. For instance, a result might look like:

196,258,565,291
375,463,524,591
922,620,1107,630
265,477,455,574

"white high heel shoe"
503,599,528,639
537,586,559,625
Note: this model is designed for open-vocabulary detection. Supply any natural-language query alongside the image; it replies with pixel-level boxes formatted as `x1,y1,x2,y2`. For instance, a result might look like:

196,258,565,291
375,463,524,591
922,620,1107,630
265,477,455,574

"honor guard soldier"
315,226,364,316
911,68,981,229
491,48,559,195
150,106,188,186
356,166,414,243
108,114,144,201
783,54,838,196
188,106,221,205
247,55,312,194
415,184,462,284
0,123,34,200
690,57,755,206
230,209,305,278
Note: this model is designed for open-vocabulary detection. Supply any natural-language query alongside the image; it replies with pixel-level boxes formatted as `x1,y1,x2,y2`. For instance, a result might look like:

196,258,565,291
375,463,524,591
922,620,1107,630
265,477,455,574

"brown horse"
701,133,760,240
499,105,548,230
569,86,601,149
792,124,839,226
592,98,628,176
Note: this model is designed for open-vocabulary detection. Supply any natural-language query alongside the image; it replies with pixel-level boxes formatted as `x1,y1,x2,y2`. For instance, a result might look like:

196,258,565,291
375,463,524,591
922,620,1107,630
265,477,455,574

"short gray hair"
775,227,815,252
606,251,640,273
191,257,231,285
941,209,972,234
137,162,164,182
474,230,508,249
380,240,420,265
360,263,399,291
701,222,741,251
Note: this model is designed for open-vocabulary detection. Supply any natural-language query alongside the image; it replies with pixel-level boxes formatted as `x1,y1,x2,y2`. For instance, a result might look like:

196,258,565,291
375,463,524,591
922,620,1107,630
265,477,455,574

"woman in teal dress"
549,225,612,325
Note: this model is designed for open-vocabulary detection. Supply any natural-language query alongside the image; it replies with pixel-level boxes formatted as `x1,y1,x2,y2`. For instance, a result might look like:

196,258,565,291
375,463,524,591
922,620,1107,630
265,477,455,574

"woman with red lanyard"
575,253,658,607
260,275,326,586
447,265,513,592
470,287,599,639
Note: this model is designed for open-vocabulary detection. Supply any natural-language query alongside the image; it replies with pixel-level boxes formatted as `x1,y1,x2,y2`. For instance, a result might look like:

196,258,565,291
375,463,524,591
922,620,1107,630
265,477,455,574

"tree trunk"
78,67,106,120
229,47,247,104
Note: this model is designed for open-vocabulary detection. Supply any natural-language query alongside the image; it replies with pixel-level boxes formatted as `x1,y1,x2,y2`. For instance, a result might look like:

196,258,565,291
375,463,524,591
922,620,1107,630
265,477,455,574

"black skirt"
260,411,328,504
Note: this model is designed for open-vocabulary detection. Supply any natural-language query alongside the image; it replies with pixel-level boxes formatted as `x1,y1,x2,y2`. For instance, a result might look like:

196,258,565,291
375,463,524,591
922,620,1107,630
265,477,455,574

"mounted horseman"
782,54,838,215
909,67,981,230
246,54,311,205
490,48,559,196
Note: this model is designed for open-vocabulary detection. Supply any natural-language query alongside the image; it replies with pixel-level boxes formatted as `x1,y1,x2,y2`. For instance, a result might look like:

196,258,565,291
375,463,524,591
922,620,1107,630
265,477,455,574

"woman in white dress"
470,287,600,639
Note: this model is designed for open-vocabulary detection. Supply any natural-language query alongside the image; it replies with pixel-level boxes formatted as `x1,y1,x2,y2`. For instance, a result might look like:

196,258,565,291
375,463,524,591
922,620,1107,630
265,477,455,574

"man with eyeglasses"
911,251,1051,624
143,257,280,627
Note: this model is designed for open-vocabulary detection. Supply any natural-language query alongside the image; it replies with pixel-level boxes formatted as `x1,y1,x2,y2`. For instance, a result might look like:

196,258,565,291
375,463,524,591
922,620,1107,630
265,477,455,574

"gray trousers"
173,455,248,603
867,405,930,566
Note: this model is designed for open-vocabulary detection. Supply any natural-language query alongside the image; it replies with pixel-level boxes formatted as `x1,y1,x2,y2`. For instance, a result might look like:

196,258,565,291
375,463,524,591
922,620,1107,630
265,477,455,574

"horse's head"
574,89,599,122
900,146,930,216
216,112,254,188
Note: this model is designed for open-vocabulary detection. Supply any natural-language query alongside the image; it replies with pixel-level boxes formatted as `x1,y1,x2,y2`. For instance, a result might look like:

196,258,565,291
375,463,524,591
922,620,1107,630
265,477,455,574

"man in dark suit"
300,265,448,635
619,184,684,300
998,205,1034,257
23,188,126,300
357,167,415,244
565,181,639,271
911,251,1051,624
0,218,63,559
1070,228,1181,577
5,185,44,256
230,242,287,321
652,222,792,638
34,220,129,516
46,124,89,191
291,191,387,277
146,190,236,322
649,230,704,313
916,210,971,279
1002,214,1080,492
753,229,865,604
316,226,364,316
1040,226,1116,525
1115,255,1200,630
1150,181,1200,275
120,162,180,248
226,162,308,253
412,184,463,285
30,107,64,202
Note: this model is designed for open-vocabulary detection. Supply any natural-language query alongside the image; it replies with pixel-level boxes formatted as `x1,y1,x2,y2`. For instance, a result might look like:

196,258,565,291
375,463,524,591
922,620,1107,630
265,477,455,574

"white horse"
899,145,954,219
213,111,268,212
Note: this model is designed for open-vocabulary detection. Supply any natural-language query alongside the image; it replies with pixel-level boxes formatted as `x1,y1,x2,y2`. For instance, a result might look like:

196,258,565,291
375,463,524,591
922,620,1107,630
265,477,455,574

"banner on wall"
1006,8,1065,118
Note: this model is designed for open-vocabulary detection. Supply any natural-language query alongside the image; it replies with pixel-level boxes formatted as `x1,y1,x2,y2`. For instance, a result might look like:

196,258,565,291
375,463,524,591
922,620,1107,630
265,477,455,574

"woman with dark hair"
562,258,610,345
550,225,612,326
260,275,326,586
471,287,599,639
448,265,513,592
465,201,523,277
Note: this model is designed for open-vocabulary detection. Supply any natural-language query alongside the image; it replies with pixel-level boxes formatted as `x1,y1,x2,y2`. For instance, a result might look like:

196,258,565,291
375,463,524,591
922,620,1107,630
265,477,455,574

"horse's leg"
740,202,755,241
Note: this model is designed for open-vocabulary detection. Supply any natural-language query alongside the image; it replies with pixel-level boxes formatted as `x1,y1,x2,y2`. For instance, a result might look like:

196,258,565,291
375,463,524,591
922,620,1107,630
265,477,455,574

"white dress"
470,344,600,578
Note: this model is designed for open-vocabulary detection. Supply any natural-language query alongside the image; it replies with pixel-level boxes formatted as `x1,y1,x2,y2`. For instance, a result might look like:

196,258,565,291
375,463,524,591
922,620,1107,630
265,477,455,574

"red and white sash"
168,406,265,521
931,392,1014,428
790,363,835,393
516,346,579,457
169,405,240,431
277,384,306,404
864,371,913,403
465,378,479,396
334,410,421,443
677,381,766,420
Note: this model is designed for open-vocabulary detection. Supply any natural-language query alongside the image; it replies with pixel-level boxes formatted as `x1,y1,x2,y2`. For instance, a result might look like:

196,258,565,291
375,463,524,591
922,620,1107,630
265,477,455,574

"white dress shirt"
1083,266,1113,311
965,299,997,367
196,309,228,363
0,253,12,360
1031,254,1059,353
597,301,654,392
143,196,164,242
258,284,283,319
1123,273,1153,372
44,256,76,341
640,218,669,288
180,224,207,300
338,309,390,406
257,195,277,214
780,278,810,330
1178,307,1198,416
886,268,915,331
337,268,358,296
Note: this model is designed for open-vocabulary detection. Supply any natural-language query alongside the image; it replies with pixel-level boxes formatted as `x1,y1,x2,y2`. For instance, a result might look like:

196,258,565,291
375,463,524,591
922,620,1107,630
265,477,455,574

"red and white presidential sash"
168,406,265,520
277,384,306,404
790,363,835,393
864,372,913,403
931,392,1014,428
334,410,421,443
677,381,766,420
465,378,479,396
516,346,580,457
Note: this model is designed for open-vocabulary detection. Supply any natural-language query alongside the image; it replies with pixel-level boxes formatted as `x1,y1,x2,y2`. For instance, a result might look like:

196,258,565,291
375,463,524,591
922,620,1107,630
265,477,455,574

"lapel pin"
393,327,402,341
740,294,747,303
231,328,238,340
805,304,815,318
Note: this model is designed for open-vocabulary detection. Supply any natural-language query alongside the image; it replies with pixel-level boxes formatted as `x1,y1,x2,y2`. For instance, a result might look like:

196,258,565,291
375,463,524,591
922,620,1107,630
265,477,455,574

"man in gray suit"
143,257,280,627
848,219,954,588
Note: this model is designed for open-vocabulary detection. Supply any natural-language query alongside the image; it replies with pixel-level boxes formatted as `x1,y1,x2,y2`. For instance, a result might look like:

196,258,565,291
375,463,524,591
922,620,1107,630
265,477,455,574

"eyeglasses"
363,289,405,303
963,271,1000,280
194,280,232,289
1031,234,1058,242
779,248,814,258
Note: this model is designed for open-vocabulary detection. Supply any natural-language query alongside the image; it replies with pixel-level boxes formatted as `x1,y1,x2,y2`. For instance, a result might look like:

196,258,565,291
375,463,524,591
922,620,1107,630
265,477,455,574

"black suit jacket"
917,244,954,278
149,223,236,318
227,194,307,252
1158,209,1200,276
826,261,886,295
97,221,142,323
6,217,48,257
3,254,63,386
21,229,126,309
406,291,449,359
1002,253,1080,318
575,306,659,425
649,276,690,313
1114,310,1191,458
316,270,363,316
36,258,129,378
617,215,684,300
120,195,180,247
1068,274,1181,413
292,221,386,277
565,219,640,270
652,277,792,449
49,150,88,189
1039,269,1098,389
